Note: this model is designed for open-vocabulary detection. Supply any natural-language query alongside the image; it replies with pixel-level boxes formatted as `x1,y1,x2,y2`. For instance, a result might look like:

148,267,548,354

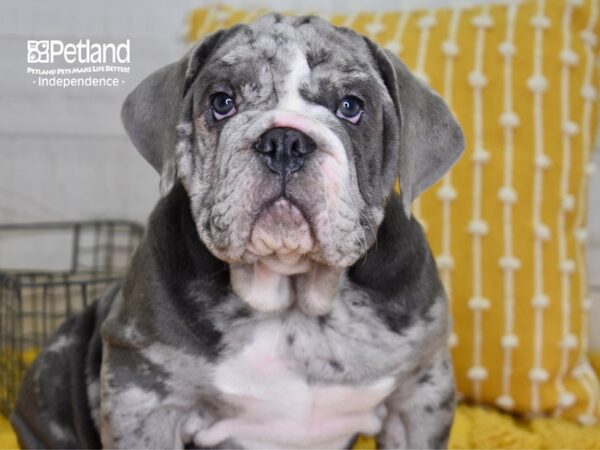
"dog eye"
211,92,236,120
336,96,363,124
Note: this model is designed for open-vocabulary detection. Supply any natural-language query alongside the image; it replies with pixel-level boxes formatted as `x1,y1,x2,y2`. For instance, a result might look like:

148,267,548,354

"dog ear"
121,29,233,193
364,38,465,216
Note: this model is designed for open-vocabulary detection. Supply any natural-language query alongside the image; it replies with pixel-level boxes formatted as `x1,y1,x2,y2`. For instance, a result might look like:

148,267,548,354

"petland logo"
27,39,130,64
27,39,131,88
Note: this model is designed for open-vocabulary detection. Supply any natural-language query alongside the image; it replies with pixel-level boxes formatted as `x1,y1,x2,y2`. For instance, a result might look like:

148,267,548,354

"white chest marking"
195,323,394,449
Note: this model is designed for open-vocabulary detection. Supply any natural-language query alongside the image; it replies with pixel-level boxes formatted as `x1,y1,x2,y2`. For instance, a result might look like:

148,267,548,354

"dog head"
122,14,464,272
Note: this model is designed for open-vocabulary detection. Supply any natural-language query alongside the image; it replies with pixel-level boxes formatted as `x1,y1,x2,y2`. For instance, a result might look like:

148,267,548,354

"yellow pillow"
188,1,600,425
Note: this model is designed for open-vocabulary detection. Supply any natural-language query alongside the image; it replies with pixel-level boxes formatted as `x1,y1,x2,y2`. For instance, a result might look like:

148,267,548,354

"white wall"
588,149,600,349
0,0,192,225
0,0,599,345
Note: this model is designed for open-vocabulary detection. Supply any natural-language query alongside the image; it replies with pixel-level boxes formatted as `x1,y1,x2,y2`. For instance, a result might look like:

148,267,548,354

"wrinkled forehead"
201,15,382,91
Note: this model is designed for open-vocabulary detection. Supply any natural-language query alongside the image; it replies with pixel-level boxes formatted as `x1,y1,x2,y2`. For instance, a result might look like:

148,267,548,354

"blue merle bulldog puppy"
11,13,464,450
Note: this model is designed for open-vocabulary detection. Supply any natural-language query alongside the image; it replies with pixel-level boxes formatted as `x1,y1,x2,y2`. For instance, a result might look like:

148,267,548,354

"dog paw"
377,414,407,449
374,403,388,421
181,413,208,444
360,413,385,436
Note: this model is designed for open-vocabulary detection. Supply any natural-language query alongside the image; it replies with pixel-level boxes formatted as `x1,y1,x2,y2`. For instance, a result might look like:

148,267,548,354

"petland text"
27,39,130,64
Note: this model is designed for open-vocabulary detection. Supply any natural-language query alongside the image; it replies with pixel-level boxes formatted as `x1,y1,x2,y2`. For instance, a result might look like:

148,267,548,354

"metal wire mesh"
0,221,143,417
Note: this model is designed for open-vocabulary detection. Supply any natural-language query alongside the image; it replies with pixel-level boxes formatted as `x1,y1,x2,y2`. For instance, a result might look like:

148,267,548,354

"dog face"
122,14,464,269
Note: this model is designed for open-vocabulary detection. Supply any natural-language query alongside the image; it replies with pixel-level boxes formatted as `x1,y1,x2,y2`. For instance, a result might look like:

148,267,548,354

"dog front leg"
378,354,455,449
101,401,188,449
99,347,193,449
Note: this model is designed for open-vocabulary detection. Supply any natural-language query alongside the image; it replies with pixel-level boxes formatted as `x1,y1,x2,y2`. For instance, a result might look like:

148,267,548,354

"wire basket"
0,221,144,418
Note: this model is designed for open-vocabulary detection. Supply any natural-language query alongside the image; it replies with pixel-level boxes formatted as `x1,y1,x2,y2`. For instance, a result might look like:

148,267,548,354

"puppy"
12,14,464,449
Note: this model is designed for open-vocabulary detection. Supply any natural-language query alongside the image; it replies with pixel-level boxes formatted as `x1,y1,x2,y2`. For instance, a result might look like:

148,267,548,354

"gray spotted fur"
12,13,463,450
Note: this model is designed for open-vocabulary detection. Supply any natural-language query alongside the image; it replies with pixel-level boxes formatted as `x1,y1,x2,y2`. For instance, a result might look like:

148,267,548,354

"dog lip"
246,194,318,257
251,194,308,228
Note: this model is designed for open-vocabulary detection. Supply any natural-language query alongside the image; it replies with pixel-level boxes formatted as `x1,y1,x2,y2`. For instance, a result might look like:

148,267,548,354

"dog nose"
254,127,316,176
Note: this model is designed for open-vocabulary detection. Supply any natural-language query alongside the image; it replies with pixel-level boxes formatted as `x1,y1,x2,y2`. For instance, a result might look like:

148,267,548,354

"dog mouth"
246,197,316,262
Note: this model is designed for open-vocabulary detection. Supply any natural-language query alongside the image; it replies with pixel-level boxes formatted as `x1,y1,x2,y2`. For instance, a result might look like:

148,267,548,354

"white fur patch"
229,259,342,315
274,46,352,188
49,421,75,442
87,380,101,430
47,335,71,353
230,262,294,312
277,47,311,112
191,321,395,449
